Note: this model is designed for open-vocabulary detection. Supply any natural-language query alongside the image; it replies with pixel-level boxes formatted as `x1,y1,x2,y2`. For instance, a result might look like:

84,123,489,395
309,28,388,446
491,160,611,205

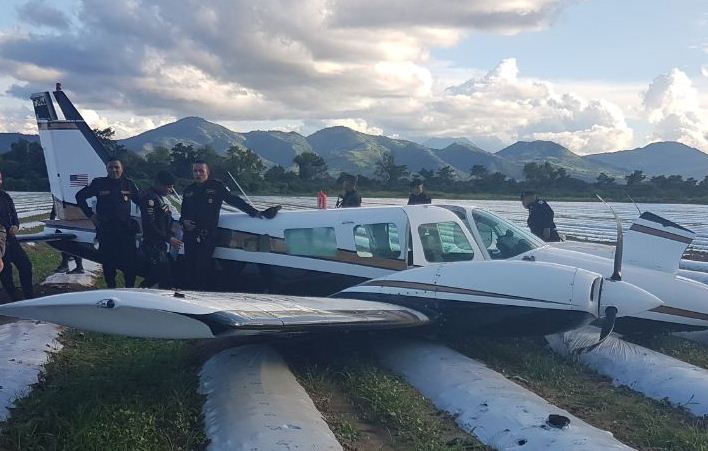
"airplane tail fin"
623,212,695,273
31,84,111,220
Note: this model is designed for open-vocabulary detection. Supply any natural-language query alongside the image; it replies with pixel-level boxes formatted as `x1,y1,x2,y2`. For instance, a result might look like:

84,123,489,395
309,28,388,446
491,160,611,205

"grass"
283,337,486,451
0,331,208,451
450,336,708,451
1,242,207,450
624,333,708,370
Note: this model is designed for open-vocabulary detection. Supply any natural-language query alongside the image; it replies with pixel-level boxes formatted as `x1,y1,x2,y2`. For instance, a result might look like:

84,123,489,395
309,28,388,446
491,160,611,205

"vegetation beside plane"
4,133,708,203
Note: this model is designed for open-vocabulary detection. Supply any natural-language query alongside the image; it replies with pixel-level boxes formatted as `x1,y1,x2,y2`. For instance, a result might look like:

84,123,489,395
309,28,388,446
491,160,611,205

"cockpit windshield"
470,209,544,259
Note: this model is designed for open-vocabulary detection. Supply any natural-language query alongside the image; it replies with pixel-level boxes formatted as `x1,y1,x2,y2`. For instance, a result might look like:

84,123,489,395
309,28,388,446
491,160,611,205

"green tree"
435,165,456,188
596,172,616,186
625,170,646,186
224,146,265,188
169,143,198,178
94,127,127,156
293,152,328,180
375,152,409,187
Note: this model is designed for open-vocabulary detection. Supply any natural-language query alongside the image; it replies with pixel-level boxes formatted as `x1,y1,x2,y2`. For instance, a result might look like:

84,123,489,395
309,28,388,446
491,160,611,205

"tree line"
3,129,708,203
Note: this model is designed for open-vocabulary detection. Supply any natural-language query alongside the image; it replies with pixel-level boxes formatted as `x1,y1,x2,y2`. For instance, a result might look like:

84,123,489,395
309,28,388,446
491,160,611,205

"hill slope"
496,140,624,181
585,142,708,179
120,117,245,155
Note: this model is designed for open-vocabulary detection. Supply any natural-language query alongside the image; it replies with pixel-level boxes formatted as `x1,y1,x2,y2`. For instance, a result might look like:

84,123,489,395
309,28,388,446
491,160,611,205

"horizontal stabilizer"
16,232,77,242
624,212,695,273
0,289,429,339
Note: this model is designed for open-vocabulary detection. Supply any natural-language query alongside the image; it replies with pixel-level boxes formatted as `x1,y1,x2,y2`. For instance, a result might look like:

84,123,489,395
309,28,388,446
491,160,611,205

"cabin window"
284,227,337,257
353,223,402,259
418,222,474,262
470,210,543,260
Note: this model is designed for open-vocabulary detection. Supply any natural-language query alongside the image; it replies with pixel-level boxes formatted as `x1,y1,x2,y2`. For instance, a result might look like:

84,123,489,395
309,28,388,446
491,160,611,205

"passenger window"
418,222,474,262
354,223,402,258
284,227,337,257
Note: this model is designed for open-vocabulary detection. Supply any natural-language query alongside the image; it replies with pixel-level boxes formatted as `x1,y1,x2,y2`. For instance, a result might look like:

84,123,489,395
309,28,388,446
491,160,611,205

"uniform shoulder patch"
148,199,155,207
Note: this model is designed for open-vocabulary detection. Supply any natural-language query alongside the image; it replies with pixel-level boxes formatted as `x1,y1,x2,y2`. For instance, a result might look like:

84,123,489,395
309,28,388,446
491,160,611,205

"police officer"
0,171,31,300
76,157,141,288
140,171,181,289
407,180,431,205
336,177,361,208
521,191,561,242
180,160,278,289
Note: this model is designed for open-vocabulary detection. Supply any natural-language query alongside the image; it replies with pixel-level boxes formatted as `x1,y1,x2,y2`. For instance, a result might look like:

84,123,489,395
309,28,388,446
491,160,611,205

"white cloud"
321,118,383,135
0,0,683,155
434,59,634,154
642,68,708,151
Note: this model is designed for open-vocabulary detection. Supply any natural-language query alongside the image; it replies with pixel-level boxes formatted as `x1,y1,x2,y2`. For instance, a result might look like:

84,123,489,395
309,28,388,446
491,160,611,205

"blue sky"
435,0,706,81
0,0,705,154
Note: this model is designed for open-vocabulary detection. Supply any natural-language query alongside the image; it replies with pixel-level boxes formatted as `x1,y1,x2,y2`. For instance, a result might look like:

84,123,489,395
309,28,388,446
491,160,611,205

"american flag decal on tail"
69,174,89,187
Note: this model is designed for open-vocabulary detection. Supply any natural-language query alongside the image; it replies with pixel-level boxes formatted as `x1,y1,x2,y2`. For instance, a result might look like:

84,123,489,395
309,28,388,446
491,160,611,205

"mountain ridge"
5,116,706,180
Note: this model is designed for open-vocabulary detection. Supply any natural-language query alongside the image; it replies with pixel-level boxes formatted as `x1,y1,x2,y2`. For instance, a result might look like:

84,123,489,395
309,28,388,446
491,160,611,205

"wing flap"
0,289,429,339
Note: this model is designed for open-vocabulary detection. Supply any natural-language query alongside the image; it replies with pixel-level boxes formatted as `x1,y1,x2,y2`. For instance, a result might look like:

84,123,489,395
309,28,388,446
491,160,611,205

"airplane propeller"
594,194,624,345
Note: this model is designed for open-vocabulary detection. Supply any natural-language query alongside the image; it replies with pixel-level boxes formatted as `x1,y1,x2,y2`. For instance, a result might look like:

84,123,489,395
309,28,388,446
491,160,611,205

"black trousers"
97,225,136,289
0,235,33,299
140,241,172,289
183,230,215,290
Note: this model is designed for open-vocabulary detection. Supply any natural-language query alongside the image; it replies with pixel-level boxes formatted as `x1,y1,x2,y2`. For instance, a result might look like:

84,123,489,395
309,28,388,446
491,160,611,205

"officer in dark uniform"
180,160,278,289
336,177,361,208
140,171,181,289
0,171,32,300
76,157,141,288
521,191,561,242
407,180,432,205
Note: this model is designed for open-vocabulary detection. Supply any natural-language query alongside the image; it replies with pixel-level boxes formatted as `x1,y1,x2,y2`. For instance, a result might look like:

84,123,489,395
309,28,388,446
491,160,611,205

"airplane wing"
0,289,429,339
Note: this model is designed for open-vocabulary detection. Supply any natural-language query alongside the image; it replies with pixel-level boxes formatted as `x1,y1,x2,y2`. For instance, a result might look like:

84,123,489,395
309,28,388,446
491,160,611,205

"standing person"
407,180,431,205
139,171,182,289
0,171,32,300
76,158,141,288
336,177,361,208
180,160,279,289
520,191,561,242
50,205,84,274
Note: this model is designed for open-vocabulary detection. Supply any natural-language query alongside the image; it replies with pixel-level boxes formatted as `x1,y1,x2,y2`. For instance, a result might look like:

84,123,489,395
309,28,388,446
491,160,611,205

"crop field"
1,193,708,450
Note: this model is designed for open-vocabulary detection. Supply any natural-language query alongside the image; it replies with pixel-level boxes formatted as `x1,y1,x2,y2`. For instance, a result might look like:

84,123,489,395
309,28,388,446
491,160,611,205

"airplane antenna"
226,170,254,204
625,192,642,215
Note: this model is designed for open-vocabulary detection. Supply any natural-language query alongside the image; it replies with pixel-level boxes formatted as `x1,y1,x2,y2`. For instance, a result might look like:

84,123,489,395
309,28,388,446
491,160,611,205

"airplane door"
403,206,483,267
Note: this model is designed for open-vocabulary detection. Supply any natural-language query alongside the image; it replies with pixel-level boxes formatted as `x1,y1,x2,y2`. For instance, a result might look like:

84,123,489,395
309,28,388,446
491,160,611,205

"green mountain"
119,117,245,155
306,126,450,176
496,140,624,181
242,131,312,169
434,143,523,179
584,142,708,180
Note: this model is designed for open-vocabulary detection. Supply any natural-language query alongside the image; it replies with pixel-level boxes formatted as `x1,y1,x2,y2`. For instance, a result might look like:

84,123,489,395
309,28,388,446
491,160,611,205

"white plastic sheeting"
41,260,100,287
547,326,708,417
199,345,342,451
0,320,61,421
377,340,632,450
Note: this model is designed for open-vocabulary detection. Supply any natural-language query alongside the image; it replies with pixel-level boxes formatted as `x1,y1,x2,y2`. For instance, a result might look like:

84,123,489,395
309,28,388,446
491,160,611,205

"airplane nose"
600,279,663,317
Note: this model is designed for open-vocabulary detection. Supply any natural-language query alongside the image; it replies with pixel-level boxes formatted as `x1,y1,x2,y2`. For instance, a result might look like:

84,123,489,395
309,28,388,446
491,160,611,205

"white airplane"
446,205,708,333
0,86,662,341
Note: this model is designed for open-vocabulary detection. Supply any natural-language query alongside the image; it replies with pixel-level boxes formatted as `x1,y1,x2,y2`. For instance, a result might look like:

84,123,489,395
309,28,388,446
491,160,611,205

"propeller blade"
595,194,623,281
598,306,618,342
